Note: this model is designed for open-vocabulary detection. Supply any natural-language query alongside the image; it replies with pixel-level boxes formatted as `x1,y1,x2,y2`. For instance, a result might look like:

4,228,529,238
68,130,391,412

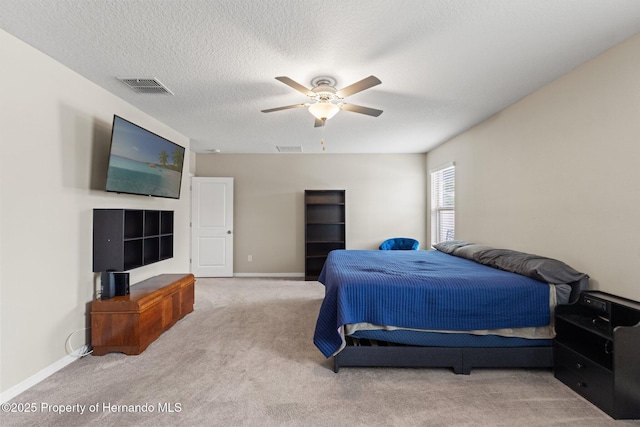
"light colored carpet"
2,278,636,426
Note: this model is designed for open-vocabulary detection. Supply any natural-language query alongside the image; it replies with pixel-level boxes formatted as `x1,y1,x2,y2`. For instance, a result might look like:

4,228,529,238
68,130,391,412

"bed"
313,241,589,374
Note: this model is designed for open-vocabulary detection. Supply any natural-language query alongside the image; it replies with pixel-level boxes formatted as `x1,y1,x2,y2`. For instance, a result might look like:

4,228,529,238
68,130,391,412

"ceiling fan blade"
336,75,381,98
261,103,307,113
314,118,325,128
340,103,383,117
275,76,315,97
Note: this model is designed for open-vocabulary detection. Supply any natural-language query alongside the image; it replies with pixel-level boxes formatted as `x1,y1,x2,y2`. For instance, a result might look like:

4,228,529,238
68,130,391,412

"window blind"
430,164,455,246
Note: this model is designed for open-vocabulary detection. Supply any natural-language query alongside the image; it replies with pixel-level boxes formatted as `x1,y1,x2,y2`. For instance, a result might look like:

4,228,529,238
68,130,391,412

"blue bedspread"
313,250,551,357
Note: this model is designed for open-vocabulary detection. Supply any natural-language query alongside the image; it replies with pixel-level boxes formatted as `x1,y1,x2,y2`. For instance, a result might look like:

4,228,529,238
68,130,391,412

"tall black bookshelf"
304,190,345,281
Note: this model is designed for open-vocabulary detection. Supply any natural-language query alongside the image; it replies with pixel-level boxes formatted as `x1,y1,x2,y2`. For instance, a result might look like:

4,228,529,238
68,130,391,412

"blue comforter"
313,250,551,357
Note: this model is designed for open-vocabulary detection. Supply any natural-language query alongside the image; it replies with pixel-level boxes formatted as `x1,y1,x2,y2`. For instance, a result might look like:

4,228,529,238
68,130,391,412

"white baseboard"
1,354,79,403
233,272,305,278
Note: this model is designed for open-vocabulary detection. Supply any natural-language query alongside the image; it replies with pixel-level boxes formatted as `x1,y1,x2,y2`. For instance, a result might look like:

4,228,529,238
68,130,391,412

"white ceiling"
2,1,640,154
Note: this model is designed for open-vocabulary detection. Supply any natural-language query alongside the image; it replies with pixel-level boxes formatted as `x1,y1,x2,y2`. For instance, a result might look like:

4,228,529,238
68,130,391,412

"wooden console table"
91,273,195,356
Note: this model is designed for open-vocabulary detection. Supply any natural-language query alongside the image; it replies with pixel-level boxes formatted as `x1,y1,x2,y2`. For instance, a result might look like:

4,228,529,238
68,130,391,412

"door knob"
227,230,232,234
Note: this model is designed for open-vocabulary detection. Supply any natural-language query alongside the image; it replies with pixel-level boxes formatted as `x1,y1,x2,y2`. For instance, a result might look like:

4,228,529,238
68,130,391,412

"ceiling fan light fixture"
308,102,340,121
263,75,382,126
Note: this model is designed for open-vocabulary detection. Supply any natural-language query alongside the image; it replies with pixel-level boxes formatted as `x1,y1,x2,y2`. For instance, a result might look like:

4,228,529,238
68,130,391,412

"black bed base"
333,338,553,375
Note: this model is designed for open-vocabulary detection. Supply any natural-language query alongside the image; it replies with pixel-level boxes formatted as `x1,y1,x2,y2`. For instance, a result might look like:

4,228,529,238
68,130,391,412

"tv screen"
105,115,185,199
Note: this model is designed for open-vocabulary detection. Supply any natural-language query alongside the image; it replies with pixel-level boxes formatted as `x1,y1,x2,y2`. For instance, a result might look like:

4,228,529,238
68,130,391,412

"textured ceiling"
2,0,640,154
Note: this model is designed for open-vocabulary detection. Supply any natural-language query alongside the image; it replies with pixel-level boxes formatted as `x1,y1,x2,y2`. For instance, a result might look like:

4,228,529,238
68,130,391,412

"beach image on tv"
106,116,185,199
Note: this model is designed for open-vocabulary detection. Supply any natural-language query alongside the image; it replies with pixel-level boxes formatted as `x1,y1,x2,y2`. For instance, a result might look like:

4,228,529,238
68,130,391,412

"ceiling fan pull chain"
320,122,327,151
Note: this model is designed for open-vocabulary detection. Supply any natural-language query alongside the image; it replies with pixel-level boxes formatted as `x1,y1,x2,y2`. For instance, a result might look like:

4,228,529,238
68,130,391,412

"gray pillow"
434,241,589,304
473,248,589,303
433,240,469,254
453,244,494,260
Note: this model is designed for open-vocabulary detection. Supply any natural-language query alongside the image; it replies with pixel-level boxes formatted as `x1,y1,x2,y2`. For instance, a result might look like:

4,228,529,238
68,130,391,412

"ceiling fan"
261,75,383,127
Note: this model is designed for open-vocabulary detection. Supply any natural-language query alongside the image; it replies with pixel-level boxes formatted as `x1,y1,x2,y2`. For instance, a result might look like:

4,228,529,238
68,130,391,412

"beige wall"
195,154,427,274
0,30,191,397
427,32,640,301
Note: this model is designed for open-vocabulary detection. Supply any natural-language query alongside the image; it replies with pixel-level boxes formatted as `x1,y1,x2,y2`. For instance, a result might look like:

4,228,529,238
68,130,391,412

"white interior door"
191,177,234,277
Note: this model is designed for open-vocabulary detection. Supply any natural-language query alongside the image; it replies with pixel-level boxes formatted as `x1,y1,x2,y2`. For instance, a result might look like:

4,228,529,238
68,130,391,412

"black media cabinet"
554,291,640,419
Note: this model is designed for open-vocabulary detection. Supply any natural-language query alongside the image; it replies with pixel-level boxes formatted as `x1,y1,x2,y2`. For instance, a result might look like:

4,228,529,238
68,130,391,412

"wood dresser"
91,273,195,356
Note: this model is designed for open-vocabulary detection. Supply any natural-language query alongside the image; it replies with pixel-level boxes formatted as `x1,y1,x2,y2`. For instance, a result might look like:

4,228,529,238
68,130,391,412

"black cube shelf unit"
554,291,640,419
304,190,345,281
93,209,174,272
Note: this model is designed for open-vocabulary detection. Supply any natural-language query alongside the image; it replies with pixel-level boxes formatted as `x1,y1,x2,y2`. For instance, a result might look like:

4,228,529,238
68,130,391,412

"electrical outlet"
248,255,252,262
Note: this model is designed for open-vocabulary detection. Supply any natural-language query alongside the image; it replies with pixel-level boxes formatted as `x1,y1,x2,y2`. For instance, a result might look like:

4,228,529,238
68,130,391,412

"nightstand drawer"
555,343,613,412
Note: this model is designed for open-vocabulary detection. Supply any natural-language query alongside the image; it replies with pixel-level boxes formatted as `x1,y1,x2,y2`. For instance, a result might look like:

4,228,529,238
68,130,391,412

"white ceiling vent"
276,146,303,153
117,77,174,94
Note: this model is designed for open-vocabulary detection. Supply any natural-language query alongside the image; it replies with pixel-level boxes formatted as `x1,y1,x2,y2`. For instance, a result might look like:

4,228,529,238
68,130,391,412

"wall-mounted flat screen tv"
105,115,185,199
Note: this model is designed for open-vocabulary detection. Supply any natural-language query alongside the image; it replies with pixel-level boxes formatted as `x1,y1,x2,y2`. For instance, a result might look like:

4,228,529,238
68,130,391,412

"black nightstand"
554,291,640,419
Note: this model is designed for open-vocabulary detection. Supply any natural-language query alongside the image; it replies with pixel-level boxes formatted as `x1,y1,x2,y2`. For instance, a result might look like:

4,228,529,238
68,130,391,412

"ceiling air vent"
276,146,303,153
117,77,174,95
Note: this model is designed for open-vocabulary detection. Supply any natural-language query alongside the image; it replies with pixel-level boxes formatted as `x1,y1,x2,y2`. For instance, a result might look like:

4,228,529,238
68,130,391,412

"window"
430,163,455,247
